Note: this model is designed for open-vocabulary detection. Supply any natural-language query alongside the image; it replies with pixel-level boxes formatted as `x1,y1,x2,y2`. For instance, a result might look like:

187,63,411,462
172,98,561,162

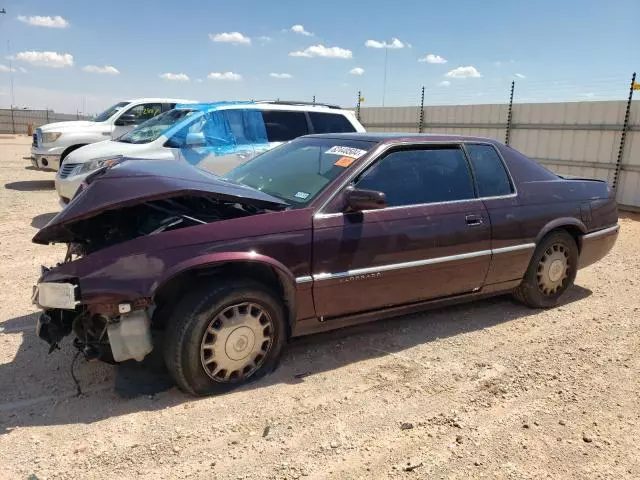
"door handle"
465,214,483,226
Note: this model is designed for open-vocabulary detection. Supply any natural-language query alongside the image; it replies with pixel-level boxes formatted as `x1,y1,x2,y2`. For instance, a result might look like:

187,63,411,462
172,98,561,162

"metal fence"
357,74,640,210
0,109,90,135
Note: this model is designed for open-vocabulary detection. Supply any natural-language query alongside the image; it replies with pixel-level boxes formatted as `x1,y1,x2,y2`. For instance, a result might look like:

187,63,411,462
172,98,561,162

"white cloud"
82,65,120,75
257,36,272,42
14,51,73,68
582,92,596,99
209,32,251,45
0,64,16,73
419,54,447,64
349,67,364,76
208,71,242,81
291,24,313,36
494,61,502,67
514,73,526,79
17,15,69,28
289,44,352,59
159,72,190,82
270,73,292,79
195,78,203,83
445,66,482,78
438,80,451,87
19,66,27,73
365,38,407,49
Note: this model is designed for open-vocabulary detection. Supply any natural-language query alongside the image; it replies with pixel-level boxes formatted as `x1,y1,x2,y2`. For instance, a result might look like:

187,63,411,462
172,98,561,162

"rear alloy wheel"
164,280,286,395
514,231,578,308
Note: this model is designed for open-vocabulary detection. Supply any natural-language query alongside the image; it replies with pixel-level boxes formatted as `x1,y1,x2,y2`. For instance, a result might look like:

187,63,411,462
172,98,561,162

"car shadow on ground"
0,286,592,434
31,212,58,229
4,180,55,191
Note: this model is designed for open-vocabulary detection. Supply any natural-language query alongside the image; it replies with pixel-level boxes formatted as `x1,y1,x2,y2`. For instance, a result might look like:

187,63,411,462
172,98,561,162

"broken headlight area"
38,305,154,363
61,195,263,256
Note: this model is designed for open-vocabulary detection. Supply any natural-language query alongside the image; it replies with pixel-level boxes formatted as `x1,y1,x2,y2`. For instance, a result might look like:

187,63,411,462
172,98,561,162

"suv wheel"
513,230,578,308
163,280,286,395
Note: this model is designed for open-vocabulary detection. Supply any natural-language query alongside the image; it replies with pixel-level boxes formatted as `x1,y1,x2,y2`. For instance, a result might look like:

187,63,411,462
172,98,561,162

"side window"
466,144,513,197
356,147,475,207
124,103,162,123
260,110,309,142
309,112,356,133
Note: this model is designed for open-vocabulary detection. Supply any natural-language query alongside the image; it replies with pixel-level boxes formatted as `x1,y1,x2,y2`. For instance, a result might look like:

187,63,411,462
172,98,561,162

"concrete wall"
360,100,640,209
0,109,89,135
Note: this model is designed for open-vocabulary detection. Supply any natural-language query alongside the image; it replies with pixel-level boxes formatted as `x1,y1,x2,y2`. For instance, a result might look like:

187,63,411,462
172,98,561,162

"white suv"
55,101,366,204
31,98,195,171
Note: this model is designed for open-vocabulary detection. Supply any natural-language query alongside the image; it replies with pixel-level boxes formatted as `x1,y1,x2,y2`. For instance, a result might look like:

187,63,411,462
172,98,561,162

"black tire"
513,230,578,308
163,279,286,396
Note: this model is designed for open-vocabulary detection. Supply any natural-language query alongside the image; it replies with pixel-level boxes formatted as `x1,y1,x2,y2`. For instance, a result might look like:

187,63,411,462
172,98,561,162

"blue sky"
0,0,637,113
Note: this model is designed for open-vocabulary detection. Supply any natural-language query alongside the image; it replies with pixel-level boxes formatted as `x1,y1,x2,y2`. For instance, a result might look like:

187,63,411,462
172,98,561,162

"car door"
179,109,262,175
111,102,163,139
312,144,492,319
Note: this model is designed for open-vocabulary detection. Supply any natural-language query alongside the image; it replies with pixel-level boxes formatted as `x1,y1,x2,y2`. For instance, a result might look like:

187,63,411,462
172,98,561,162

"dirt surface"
0,135,639,480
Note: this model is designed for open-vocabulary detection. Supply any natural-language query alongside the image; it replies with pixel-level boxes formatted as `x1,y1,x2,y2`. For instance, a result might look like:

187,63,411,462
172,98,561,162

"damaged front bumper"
33,271,154,363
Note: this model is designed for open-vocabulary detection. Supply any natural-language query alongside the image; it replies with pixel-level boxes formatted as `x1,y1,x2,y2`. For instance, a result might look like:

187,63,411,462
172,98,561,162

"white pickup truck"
30,98,195,171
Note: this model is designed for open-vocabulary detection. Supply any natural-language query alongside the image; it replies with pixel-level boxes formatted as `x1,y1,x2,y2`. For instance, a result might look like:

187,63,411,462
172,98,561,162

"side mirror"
185,132,206,146
115,113,137,126
344,187,387,212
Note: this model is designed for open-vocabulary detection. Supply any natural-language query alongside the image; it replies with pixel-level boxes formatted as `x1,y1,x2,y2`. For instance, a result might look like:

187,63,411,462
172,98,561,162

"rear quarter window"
309,112,356,133
466,144,513,197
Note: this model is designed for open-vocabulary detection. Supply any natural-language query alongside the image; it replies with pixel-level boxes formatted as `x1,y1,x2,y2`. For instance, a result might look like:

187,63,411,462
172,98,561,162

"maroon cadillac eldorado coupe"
32,133,619,395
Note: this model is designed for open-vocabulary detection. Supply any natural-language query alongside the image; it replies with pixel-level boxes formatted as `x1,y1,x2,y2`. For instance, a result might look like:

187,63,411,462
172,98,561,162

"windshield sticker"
325,146,368,158
294,191,310,200
334,156,356,168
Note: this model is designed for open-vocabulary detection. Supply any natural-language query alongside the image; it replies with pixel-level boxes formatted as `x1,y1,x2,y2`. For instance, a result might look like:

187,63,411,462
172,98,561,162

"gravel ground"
1,135,639,480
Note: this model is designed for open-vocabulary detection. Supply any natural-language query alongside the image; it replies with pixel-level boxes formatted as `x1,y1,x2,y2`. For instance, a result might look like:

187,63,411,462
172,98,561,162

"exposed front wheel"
514,231,578,308
163,280,286,395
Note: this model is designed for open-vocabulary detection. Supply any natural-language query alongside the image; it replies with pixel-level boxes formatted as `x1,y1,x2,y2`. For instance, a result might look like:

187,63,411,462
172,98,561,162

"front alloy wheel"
164,280,286,395
200,302,274,383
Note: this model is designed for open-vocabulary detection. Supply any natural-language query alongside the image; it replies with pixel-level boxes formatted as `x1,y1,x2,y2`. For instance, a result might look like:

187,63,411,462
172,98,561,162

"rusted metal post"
418,86,425,133
356,91,362,121
612,72,636,191
505,81,515,145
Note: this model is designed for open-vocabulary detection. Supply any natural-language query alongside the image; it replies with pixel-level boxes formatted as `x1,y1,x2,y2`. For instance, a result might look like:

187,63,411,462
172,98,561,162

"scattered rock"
456,435,464,444
403,461,423,472
262,425,271,437
173,445,180,453
583,434,593,443
330,441,340,449
559,419,566,426
400,422,414,430
522,424,530,429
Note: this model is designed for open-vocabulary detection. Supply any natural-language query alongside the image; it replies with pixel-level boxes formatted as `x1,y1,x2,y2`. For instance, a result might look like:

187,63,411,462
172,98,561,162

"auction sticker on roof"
325,146,368,158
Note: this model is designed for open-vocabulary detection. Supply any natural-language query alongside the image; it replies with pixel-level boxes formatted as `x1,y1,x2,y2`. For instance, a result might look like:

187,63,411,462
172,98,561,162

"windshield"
118,109,195,144
93,101,130,122
225,137,376,206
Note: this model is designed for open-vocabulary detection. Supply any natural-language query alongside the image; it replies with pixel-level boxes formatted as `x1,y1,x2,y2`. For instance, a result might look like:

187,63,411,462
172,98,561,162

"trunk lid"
33,159,288,245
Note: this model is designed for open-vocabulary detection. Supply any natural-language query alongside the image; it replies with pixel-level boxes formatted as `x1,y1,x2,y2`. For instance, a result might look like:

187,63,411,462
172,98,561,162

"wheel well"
555,225,583,253
152,262,295,336
61,144,88,161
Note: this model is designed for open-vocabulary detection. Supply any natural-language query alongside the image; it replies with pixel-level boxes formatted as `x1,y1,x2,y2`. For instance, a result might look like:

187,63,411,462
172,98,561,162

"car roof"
174,101,356,114
303,132,501,144
124,98,197,104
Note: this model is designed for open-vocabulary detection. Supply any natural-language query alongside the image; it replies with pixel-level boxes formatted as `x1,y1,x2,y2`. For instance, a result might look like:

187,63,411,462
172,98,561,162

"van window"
309,112,356,133
261,110,309,142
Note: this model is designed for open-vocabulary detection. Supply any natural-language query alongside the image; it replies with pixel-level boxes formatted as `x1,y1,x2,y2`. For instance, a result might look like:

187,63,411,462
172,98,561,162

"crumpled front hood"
33,159,288,245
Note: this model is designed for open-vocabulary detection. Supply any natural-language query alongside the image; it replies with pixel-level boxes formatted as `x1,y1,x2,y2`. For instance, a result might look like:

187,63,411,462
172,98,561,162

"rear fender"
534,217,587,248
